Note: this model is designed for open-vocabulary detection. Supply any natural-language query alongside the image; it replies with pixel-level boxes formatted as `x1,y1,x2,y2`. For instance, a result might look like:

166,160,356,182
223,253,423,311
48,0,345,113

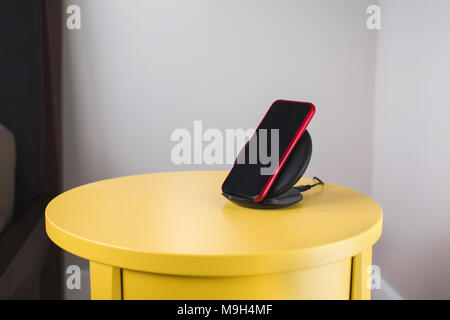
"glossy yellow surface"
45,171,382,277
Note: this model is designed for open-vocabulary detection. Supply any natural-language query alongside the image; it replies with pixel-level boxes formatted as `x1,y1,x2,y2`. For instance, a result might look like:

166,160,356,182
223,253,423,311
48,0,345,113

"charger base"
222,188,303,209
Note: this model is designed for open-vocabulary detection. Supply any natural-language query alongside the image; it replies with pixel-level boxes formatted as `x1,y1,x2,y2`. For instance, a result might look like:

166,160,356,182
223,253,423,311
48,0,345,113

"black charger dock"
222,130,323,209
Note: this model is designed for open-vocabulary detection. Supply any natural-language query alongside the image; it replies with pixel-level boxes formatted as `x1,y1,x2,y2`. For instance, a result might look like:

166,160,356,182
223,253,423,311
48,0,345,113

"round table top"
45,171,382,276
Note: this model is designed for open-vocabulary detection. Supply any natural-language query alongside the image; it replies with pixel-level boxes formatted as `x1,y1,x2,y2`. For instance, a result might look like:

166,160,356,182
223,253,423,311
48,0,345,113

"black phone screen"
221,100,314,200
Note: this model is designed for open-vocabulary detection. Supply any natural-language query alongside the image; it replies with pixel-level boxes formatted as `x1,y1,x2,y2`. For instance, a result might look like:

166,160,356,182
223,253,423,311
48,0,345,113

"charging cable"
294,176,324,192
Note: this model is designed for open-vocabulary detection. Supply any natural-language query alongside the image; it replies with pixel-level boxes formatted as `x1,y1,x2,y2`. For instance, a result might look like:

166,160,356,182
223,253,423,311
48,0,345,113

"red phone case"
251,100,315,202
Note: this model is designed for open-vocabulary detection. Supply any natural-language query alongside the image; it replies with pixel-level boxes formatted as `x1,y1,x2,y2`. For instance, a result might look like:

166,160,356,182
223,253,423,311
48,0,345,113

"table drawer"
122,258,351,300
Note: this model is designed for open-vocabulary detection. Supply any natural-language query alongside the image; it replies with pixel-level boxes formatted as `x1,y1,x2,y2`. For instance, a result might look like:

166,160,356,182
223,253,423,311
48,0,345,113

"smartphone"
222,100,315,203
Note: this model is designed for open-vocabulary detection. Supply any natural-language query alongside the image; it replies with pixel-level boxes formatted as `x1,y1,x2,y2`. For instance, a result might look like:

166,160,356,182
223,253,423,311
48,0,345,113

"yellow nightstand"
45,171,382,300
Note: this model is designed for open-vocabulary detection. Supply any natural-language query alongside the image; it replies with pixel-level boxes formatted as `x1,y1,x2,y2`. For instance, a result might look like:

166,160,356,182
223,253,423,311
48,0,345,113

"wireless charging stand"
222,130,315,209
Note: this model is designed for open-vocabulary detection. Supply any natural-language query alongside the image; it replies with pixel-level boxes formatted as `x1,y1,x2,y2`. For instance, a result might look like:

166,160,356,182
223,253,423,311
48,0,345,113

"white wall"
61,0,378,298
372,0,450,299
62,0,377,193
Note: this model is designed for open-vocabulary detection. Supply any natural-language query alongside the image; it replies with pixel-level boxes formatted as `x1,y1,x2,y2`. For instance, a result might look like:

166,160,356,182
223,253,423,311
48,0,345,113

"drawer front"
122,258,351,300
